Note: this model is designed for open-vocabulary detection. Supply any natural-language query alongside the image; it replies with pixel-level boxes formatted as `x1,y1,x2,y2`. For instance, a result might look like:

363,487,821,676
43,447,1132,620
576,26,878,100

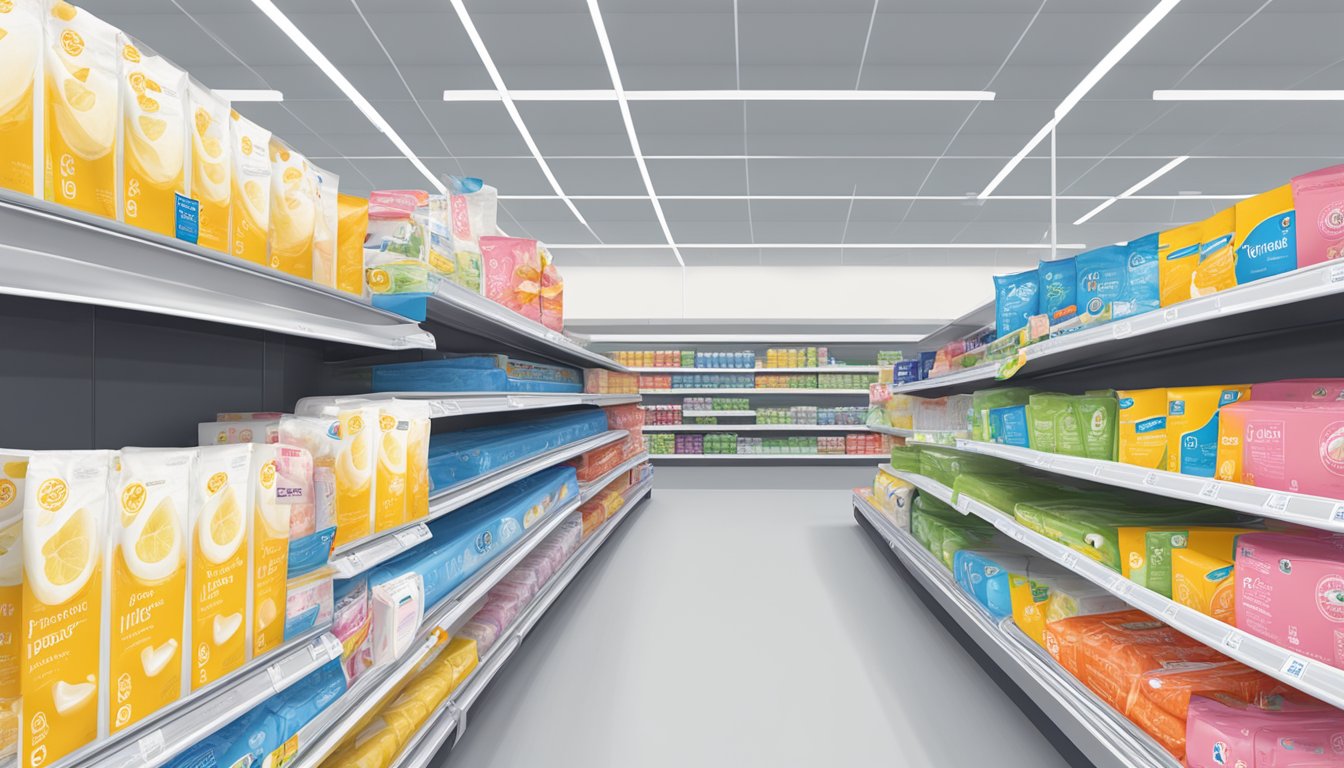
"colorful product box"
480,235,542,323
1229,400,1344,498
1233,184,1297,286
1234,532,1344,668
1166,385,1250,477
1117,388,1167,470
1291,164,1344,268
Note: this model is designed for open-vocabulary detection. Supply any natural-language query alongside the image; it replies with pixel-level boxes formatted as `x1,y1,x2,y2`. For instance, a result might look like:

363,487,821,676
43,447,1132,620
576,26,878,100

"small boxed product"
1291,164,1344,267
480,235,542,322
1232,184,1296,285
371,572,424,666
1166,385,1250,477
1117,388,1167,470
198,418,280,446
1221,401,1344,499
1234,532,1344,667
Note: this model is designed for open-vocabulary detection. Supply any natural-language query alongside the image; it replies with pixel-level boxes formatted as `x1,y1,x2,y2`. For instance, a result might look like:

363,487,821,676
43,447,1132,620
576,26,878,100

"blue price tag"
175,193,200,244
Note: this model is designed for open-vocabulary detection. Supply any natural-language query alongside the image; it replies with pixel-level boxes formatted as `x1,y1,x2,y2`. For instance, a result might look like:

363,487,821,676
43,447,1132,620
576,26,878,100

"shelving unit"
645,424,865,432
640,388,870,396
681,410,756,418
628,366,882,374
651,453,884,462
853,491,1179,768
309,392,641,419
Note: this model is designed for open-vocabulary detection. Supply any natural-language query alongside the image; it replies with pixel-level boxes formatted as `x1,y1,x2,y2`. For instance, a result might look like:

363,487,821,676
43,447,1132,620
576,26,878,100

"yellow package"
268,137,315,280
373,409,407,533
229,109,271,265
188,444,250,690
251,444,292,657
1008,572,1052,647
310,162,339,288
1232,184,1296,285
21,450,111,767
335,406,376,548
1191,208,1236,298
188,80,230,253
118,35,187,237
1158,221,1201,307
397,402,431,522
336,194,368,297
44,1,118,219
0,0,43,196
109,447,191,733
1117,388,1167,470
0,454,25,760
1166,385,1250,476
1172,547,1235,624
1215,401,1247,483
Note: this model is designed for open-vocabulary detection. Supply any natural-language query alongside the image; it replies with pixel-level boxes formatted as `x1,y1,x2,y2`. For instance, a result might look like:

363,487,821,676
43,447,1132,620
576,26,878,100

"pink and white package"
333,578,374,681
480,235,542,322
1251,379,1344,403
459,620,501,656
1234,532,1344,668
1291,164,1344,268
1184,694,1344,767
1227,401,1344,498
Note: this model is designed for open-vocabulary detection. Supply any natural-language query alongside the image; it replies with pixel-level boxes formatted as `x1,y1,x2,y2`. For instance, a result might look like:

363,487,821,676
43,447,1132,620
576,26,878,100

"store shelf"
64,627,342,768
425,280,626,371
291,493,586,768
867,424,968,443
327,430,628,578
944,438,1344,533
651,453,884,462
899,260,1344,397
681,410,756,418
645,424,867,432
578,453,649,500
304,392,641,419
890,468,1344,711
627,366,882,374
852,492,1177,768
393,479,654,768
641,388,869,396
0,190,434,351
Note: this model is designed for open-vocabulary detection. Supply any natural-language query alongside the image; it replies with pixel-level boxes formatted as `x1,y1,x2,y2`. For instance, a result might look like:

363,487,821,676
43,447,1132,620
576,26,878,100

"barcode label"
1331,504,1344,523
1162,307,1178,323
1264,494,1290,512
1142,473,1158,486
138,730,166,761
1161,604,1178,619
1061,553,1078,569
1112,321,1133,338
1281,655,1309,679
1199,482,1220,500
1329,263,1344,284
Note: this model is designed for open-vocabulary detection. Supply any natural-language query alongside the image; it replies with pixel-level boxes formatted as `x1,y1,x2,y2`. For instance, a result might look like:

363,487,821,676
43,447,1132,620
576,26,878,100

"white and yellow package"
336,193,369,298
188,80,230,253
1191,208,1236,298
335,405,376,548
44,1,118,219
402,402,431,521
374,408,408,533
250,444,292,657
0,0,43,196
1157,220,1200,307
267,136,315,280
21,450,112,767
187,444,250,691
117,35,187,238
109,447,191,733
1116,388,1167,470
310,162,339,288
229,109,270,265
0,453,26,760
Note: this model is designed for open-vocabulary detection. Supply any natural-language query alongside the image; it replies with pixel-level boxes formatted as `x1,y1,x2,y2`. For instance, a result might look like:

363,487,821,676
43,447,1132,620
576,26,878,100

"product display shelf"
327,430,628,578
628,366,882,374
651,453,884,462
646,423,864,432
393,478,655,768
578,453,650,498
944,438,1344,533
335,392,642,418
680,409,756,418
641,388,870,396
900,259,1344,397
852,492,1177,768
867,424,969,444
0,190,435,351
424,280,626,372
291,494,585,768
889,468,1344,711
65,626,342,768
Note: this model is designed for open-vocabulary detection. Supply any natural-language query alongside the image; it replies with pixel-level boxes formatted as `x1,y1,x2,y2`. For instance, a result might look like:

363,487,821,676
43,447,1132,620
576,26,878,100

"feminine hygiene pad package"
1127,663,1290,760
1233,184,1297,285
1158,221,1202,307
1037,258,1077,325
1224,400,1344,498
369,353,582,394
993,268,1038,337
1234,532,1344,668
427,409,606,489
1118,233,1159,319
1184,694,1344,768
1117,388,1168,470
1074,245,1128,324
1166,385,1250,477
1291,164,1344,267
1192,208,1236,298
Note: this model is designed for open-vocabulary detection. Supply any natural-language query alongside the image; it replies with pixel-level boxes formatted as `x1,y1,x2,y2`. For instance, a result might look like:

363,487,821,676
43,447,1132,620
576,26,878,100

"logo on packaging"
1212,741,1228,764
1319,202,1344,239
347,414,364,435
0,480,14,509
0,1,14,13
121,43,140,63
121,483,146,516
1321,422,1344,476
379,414,395,431
36,479,68,513
259,460,276,490
60,29,83,57
1316,575,1344,623
240,136,253,156
474,531,492,553
207,472,228,495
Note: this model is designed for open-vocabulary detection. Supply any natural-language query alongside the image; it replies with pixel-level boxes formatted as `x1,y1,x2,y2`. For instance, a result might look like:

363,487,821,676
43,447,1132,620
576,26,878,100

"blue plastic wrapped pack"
988,404,1030,448
919,351,936,380
427,409,607,490
993,268,1039,337
166,659,347,768
1075,245,1129,322
367,466,579,609
1115,233,1159,319
1037,257,1077,325
370,354,583,394
954,550,1032,620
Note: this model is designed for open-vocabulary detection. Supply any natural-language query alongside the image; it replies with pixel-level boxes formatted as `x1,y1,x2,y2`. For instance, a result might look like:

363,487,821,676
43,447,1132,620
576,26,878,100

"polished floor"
444,488,1073,767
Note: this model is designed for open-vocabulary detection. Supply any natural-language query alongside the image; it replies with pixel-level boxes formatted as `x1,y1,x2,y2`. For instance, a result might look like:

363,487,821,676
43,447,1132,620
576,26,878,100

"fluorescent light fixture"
215,89,283,102
980,0,1182,198
447,0,599,239
1155,89,1344,101
247,0,444,193
585,0,685,267
498,193,1251,202
1073,155,1188,225
585,334,927,343
443,89,994,102
545,242,1087,250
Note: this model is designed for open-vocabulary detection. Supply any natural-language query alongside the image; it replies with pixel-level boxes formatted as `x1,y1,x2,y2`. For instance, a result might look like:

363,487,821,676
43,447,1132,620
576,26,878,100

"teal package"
1116,233,1159,319
1075,245,1129,321
1235,209,1297,285
1037,257,1077,324
1172,389,1245,477
988,404,1030,448
993,268,1039,336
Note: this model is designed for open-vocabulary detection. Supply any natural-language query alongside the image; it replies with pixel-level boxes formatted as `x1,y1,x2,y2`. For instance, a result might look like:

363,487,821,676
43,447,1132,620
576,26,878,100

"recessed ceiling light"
1073,156,1188,225
1154,90,1344,101
215,89,283,102
441,89,995,102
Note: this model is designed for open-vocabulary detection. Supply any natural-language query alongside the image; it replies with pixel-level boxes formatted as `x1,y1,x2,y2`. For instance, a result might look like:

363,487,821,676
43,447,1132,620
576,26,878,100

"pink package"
1291,164,1344,268
332,578,374,681
1185,694,1344,767
1251,379,1344,403
1235,532,1344,668
480,235,542,322
1228,401,1344,498
459,620,500,655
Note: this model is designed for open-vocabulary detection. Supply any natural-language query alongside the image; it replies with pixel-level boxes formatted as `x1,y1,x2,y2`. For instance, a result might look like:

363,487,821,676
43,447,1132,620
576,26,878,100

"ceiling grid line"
733,0,756,249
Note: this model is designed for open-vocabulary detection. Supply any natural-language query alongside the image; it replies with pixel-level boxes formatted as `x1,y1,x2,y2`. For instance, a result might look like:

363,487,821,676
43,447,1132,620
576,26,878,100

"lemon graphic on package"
31,505,97,604
337,428,373,494
49,5,116,160
123,497,181,583
198,485,243,564
380,429,407,480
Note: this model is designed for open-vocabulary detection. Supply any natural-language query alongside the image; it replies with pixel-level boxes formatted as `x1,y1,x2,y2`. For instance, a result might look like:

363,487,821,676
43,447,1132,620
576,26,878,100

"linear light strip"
1073,155,1188,225
495,193,1251,202
1154,89,1344,101
544,243,1087,250
447,0,599,240
442,89,995,102
248,0,444,193
585,0,684,267
979,0,1183,198
215,89,284,102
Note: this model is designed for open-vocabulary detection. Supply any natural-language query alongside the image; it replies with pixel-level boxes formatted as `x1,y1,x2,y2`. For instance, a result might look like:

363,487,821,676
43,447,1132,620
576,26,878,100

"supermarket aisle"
445,489,1074,768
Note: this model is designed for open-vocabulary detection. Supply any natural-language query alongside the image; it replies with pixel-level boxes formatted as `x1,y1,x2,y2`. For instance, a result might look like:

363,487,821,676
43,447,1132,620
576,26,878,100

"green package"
1013,499,1239,572
888,445,923,473
1073,393,1119,461
918,446,1018,488
1027,394,1081,455
970,388,1037,442
1128,528,1190,598
914,514,997,569
951,472,1094,513
939,525,1004,569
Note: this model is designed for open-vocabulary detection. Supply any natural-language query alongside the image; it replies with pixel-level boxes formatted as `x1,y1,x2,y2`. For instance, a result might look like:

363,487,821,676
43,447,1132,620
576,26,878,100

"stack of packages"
566,404,646,486
584,369,640,395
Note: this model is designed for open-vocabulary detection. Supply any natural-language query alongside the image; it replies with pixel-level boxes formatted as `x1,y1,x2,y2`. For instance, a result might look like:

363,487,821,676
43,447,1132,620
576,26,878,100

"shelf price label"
1329,263,1344,284
1162,307,1178,323
1331,504,1344,524
1161,604,1179,619
137,730,166,762
395,524,430,549
1223,632,1244,651
1280,655,1310,680
1264,494,1290,512
1198,482,1220,500
1111,321,1133,339
1142,473,1159,487
1061,552,1078,570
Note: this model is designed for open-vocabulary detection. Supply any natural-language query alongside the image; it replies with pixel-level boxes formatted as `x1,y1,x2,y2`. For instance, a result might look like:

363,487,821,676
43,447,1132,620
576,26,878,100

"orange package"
569,442,626,483
1044,610,1226,713
580,500,607,539
1126,661,1288,760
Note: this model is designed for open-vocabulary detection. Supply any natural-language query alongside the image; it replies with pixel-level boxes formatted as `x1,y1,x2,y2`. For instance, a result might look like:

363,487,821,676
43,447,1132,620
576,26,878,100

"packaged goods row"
643,404,865,426
634,373,878,391
609,348,903,370
645,433,891,456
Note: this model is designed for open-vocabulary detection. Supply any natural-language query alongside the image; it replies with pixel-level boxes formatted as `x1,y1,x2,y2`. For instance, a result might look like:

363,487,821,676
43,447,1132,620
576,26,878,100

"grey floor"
444,489,1073,768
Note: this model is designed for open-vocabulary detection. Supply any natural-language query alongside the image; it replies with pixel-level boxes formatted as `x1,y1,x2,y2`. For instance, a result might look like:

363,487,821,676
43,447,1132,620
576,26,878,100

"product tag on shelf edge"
138,730,166,762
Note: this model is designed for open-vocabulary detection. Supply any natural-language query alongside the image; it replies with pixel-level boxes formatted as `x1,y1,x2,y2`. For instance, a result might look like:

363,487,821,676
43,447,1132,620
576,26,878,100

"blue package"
918,351,936,380
1074,245,1129,322
988,405,1030,448
953,550,1026,620
427,409,607,490
993,268,1039,337
1037,257,1077,324
370,354,582,394
1235,200,1297,285
1116,233,1159,319
893,360,921,384
288,526,336,578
